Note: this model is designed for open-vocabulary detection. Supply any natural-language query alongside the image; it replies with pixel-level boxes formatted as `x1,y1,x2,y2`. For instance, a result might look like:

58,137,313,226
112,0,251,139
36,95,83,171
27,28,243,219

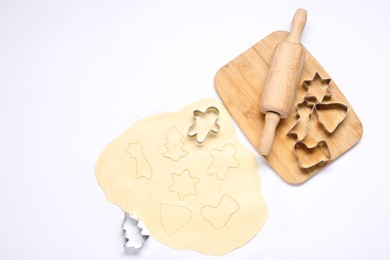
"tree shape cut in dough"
162,126,188,161
208,144,240,180
160,204,193,236
170,170,200,200
187,107,220,144
201,194,239,230
303,72,332,103
126,142,152,180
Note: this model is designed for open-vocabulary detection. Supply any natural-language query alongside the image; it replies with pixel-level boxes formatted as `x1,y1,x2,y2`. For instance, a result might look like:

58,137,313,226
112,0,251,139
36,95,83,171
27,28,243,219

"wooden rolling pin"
258,8,307,155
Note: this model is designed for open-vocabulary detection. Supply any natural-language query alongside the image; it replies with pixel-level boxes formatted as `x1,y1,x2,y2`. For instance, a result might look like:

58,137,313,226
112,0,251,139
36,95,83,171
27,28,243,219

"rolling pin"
258,8,307,155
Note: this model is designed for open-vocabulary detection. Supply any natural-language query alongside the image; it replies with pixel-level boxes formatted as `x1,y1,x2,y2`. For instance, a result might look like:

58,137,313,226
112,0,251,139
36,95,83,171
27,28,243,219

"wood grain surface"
214,31,363,184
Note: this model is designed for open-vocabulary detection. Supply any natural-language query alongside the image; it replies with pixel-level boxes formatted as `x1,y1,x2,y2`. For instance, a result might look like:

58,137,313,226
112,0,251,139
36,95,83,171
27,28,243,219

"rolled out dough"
95,98,267,255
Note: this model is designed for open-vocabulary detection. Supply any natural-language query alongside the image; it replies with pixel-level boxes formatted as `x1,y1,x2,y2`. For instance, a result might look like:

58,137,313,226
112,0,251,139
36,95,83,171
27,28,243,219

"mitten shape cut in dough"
95,98,267,255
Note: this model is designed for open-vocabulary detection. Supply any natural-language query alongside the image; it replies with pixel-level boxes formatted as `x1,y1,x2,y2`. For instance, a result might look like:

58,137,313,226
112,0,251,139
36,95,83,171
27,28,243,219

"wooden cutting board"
215,31,363,184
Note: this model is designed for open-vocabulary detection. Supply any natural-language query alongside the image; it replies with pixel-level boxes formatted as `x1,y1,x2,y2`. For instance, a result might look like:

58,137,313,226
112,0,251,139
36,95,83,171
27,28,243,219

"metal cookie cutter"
287,100,315,141
303,72,332,104
293,140,331,169
288,72,349,171
187,106,220,144
314,103,348,134
121,212,150,251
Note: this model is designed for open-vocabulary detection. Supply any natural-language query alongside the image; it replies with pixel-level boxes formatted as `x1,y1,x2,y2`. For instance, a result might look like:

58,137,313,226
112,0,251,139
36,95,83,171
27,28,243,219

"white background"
0,0,389,259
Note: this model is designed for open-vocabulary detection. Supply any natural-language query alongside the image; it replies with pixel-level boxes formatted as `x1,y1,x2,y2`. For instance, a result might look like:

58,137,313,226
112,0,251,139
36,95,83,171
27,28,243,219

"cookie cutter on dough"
293,141,331,169
121,212,150,250
187,106,220,144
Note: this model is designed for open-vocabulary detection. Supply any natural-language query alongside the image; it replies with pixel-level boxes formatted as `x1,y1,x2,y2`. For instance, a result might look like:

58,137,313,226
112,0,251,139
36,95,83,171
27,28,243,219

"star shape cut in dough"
187,107,220,144
303,73,332,103
170,170,200,200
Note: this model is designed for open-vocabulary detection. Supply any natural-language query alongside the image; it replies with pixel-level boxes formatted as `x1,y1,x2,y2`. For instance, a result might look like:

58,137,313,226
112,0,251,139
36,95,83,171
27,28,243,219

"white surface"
0,0,389,259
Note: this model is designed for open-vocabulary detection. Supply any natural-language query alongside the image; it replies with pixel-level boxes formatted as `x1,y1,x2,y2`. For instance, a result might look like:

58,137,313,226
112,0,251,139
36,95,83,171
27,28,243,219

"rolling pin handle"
258,112,281,156
287,8,307,44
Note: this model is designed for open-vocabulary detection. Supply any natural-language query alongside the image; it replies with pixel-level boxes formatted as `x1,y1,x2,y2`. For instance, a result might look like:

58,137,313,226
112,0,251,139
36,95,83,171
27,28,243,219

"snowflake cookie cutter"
187,106,220,144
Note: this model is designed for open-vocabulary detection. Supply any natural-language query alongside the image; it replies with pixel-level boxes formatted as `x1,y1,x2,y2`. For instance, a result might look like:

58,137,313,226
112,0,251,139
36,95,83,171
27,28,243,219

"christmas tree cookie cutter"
121,213,150,250
287,100,315,142
187,106,220,144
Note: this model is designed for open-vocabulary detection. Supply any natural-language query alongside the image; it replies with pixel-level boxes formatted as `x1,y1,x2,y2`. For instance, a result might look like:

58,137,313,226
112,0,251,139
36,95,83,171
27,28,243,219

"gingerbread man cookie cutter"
187,106,220,144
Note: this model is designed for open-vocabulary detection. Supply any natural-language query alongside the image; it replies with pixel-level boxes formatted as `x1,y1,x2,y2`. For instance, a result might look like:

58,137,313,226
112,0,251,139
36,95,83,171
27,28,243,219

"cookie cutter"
293,140,331,169
314,103,348,134
287,100,315,141
121,212,150,250
187,106,220,144
303,72,332,104
288,72,349,171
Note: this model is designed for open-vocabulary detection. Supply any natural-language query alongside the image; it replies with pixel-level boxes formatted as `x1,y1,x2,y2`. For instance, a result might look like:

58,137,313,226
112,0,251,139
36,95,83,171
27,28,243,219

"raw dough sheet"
95,98,267,255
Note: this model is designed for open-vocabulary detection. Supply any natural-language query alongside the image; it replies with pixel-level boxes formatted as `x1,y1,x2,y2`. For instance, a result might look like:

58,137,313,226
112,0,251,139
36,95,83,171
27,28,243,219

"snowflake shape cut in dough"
187,107,220,144
170,170,200,200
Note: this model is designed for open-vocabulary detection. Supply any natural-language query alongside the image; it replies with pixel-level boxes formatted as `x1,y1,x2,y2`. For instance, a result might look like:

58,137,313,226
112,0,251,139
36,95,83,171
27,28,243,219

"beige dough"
95,98,267,255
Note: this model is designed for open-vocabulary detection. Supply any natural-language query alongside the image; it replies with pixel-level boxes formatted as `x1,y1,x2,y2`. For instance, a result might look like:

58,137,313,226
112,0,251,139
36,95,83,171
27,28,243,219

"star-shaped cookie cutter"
303,72,332,103
187,106,220,144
